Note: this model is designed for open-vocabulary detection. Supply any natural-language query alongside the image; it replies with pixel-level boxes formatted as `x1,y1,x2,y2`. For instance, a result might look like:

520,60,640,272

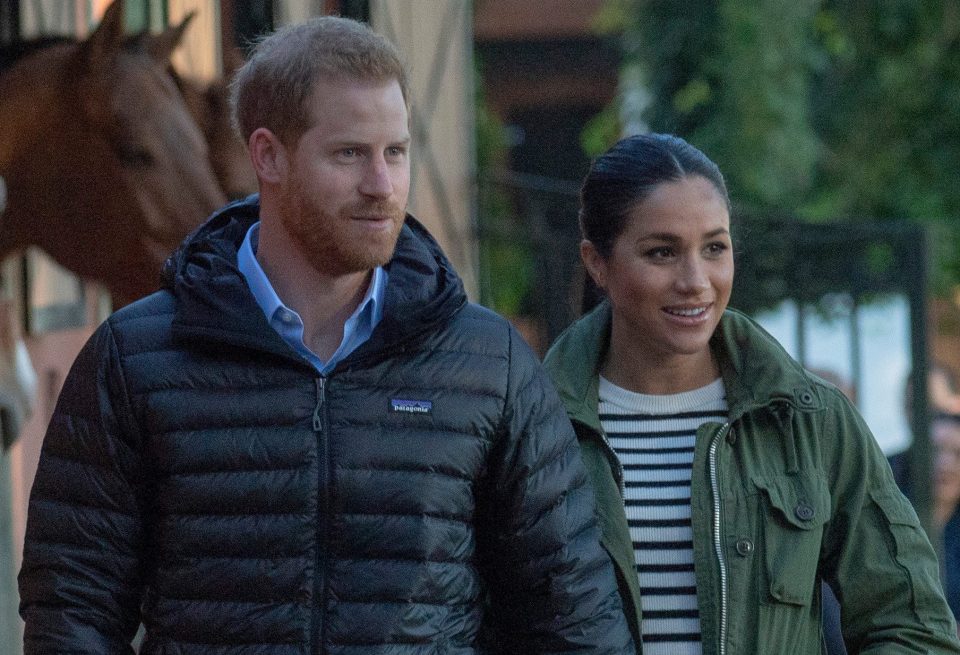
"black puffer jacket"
19,197,633,654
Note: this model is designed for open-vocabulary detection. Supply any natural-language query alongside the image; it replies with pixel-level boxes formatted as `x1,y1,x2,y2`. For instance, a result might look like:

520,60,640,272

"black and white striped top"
598,376,728,655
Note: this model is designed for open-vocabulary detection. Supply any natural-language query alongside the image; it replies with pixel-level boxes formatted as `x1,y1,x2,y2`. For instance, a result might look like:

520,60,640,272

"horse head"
128,22,257,203
0,0,227,306
174,75,258,202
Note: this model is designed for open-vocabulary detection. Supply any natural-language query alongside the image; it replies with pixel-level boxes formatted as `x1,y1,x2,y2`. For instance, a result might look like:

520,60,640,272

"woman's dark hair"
579,133,729,258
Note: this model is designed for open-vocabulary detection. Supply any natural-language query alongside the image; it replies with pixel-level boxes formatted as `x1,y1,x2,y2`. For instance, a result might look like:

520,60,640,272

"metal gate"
478,174,934,528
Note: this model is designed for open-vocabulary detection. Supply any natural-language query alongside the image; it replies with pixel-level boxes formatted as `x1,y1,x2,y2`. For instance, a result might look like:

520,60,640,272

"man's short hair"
230,16,408,147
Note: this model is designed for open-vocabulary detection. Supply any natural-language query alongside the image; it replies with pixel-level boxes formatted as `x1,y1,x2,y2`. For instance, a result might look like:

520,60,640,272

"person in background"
896,364,960,489
18,16,634,653
543,132,960,653
931,365,960,416
933,414,960,625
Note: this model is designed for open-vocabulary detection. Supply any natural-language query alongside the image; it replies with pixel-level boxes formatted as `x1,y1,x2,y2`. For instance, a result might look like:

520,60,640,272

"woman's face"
583,175,733,372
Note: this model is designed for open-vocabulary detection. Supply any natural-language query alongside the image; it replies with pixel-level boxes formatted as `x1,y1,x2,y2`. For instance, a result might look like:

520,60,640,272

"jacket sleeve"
820,391,960,653
475,327,634,654
18,320,144,654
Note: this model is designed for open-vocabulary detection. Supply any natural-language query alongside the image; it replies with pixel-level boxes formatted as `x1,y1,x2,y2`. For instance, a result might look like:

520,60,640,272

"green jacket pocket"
870,488,950,627
754,472,831,606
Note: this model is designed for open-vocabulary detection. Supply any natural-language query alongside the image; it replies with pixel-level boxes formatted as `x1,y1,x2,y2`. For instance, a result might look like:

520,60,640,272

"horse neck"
0,49,71,174
0,51,74,256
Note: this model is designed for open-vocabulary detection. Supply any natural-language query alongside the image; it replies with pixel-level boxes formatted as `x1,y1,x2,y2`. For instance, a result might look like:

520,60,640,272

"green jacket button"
795,502,815,521
800,391,814,405
736,538,754,556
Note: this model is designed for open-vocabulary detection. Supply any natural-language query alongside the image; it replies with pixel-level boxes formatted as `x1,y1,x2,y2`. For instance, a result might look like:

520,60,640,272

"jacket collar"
542,302,609,434
160,194,466,364
711,305,823,419
543,300,822,432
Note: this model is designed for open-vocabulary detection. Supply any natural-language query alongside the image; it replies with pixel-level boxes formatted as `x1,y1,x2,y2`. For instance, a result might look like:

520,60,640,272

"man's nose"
360,155,393,198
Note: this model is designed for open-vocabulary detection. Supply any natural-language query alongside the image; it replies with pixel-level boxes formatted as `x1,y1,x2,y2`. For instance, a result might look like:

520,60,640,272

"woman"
543,133,960,654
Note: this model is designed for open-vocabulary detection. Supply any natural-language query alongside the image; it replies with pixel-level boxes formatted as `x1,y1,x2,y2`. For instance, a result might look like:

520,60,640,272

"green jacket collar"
543,301,822,432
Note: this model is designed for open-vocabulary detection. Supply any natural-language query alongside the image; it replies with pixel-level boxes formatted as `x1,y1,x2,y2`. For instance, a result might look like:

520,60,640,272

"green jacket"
544,302,960,654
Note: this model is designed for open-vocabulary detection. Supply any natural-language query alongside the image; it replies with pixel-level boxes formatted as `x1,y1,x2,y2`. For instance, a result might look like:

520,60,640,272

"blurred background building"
5,0,960,650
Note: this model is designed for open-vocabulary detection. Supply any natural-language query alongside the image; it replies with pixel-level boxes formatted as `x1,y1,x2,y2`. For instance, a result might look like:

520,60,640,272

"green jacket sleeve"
821,392,960,653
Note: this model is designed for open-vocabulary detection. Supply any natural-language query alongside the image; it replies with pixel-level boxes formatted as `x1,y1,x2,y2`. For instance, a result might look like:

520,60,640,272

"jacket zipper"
709,423,730,655
598,425,626,496
313,377,324,432
311,377,328,653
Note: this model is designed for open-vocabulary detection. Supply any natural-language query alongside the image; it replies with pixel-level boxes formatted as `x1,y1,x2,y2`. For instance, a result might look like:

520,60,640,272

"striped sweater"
598,376,728,655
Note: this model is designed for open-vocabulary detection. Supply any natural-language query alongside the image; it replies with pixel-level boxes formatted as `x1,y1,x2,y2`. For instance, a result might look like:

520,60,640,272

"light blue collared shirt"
237,222,387,375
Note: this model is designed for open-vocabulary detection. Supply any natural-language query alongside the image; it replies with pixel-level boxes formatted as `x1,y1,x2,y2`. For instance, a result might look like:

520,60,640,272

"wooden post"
370,0,479,300
0,444,22,655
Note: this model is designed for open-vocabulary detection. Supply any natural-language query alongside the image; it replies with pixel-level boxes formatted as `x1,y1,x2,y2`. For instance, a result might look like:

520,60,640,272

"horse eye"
114,142,155,167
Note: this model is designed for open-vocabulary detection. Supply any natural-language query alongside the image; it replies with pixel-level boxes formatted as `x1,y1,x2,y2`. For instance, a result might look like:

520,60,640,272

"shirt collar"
238,221,387,335
237,222,286,322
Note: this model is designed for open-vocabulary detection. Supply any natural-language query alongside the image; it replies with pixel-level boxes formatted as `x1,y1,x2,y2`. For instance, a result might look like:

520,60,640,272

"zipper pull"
313,377,325,432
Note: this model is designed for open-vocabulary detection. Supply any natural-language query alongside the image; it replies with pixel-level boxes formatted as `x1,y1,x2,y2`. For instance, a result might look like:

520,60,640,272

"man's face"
933,419,960,512
278,76,410,276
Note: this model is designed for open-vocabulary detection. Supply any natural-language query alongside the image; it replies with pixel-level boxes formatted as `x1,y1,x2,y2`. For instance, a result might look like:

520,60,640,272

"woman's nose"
676,256,710,292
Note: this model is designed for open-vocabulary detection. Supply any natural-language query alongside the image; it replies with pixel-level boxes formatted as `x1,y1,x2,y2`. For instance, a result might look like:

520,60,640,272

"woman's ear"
580,239,607,291
248,128,289,185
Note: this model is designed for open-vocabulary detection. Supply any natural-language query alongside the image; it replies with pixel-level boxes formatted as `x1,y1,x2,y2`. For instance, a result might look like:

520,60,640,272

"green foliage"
581,104,622,158
602,0,960,294
475,70,509,175
483,238,535,315
475,59,534,316
611,0,821,213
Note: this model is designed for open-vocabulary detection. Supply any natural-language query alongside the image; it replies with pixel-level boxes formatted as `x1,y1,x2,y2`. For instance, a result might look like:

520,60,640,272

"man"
18,16,634,654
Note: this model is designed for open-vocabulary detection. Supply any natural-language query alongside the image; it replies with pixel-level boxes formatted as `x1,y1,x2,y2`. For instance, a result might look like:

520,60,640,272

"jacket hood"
543,301,822,434
160,194,467,361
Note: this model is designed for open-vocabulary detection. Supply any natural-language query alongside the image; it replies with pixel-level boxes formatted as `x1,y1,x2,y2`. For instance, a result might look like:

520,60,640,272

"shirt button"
735,538,754,556
795,502,815,521
279,310,295,324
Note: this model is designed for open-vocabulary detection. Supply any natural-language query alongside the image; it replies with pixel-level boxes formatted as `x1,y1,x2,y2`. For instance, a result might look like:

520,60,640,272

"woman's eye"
706,242,729,256
646,247,673,259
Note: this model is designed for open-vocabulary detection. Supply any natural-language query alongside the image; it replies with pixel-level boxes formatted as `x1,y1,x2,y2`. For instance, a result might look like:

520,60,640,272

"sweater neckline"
598,375,726,415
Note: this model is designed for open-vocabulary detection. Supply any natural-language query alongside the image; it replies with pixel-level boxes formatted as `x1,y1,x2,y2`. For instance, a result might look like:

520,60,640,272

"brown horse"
0,0,227,306
127,19,257,202
173,74,257,202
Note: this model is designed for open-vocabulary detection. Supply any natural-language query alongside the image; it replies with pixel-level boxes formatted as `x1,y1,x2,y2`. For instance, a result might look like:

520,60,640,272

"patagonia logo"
390,399,433,414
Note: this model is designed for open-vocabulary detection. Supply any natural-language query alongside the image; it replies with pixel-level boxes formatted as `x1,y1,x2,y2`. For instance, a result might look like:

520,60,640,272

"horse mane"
0,33,168,74
0,33,208,97
0,36,76,73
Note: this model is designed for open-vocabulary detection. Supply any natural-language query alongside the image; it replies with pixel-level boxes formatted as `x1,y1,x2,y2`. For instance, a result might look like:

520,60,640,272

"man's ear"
580,239,607,291
248,128,289,184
